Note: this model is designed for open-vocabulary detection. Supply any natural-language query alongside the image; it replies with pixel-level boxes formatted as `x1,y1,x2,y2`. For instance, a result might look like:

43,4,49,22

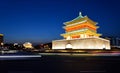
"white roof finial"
79,12,83,17
79,12,82,15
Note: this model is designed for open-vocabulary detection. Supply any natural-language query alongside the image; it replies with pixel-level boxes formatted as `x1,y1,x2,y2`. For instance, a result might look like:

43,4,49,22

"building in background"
112,38,120,47
52,12,110,50
0,34,4,46
23,42,33,49
105,37,120,48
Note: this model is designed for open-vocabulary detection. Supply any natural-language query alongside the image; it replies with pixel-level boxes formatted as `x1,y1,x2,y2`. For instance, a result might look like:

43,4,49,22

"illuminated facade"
0,34,3,46
52,12,110,50
61,12,101,39
23,42,33,49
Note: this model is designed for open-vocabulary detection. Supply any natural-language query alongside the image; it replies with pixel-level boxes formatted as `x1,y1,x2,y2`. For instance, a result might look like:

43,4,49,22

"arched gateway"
65,43,72,49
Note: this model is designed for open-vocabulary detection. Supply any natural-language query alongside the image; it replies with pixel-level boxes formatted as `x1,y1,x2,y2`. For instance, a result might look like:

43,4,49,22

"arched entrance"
102,44,106,50
65,43,72,49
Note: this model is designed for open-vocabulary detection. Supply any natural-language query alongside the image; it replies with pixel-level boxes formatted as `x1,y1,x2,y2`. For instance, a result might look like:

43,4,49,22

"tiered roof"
61,12,101,39
64,12,97,26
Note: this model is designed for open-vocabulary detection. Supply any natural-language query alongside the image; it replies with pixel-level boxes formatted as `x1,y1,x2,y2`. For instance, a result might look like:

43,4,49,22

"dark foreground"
0,54,120,73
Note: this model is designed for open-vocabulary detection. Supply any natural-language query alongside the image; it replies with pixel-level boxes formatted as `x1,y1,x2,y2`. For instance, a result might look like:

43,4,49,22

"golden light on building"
61,12,101,39
52,12,110,50
23,42,33,49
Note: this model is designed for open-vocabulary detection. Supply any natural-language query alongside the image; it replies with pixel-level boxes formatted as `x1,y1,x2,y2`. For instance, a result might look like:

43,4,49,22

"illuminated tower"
61,12,101,40
52,12,110,50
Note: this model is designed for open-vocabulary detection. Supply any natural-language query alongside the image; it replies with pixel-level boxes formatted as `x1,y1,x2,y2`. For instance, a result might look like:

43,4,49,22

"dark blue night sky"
0,0,120,44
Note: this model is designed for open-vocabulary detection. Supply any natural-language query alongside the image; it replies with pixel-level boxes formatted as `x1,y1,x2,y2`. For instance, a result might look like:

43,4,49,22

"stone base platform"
52,37,110,50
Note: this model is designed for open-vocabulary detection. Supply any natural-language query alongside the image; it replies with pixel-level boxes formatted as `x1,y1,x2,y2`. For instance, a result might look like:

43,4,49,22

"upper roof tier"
64,12,97,25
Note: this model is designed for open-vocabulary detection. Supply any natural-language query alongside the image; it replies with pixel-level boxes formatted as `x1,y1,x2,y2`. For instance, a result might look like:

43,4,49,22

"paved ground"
0,54,120,73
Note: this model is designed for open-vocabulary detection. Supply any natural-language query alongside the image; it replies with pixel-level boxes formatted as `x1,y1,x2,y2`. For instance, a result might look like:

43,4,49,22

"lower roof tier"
61,30,101,38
